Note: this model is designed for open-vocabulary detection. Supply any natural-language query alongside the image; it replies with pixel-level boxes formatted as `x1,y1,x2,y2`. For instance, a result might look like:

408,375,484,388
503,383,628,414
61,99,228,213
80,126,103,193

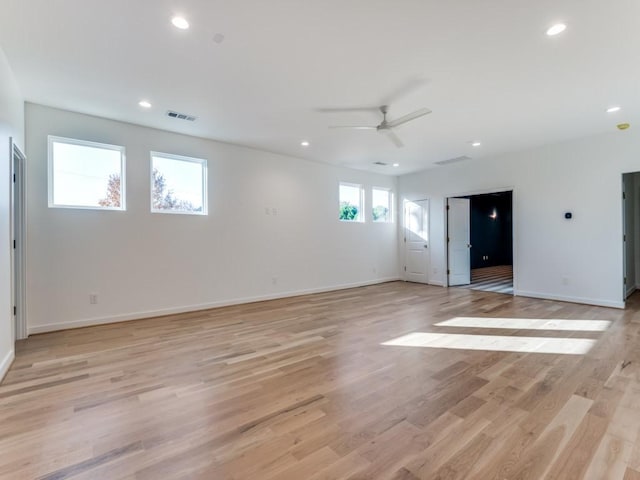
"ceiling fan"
328,105,431,148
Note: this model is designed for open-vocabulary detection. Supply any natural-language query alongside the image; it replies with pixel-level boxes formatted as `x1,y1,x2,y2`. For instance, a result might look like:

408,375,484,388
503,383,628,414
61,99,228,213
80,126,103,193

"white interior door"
448,198,471,286
404,199,429,283
10,138,27,340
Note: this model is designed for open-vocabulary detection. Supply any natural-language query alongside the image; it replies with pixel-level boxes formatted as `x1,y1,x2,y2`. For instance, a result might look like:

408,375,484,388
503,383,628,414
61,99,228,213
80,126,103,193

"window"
48,136,125,210
151,152,207,215
339,182,364,222
372,187,393,223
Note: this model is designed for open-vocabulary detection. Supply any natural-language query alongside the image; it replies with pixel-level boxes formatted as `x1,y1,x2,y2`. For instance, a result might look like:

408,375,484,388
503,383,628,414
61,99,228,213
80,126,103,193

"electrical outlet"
272,277,278,285
89,293,98,304
272,208,277,215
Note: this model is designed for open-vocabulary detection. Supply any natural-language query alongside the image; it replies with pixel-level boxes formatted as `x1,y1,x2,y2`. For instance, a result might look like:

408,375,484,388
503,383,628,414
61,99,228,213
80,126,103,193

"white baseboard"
0,348,15,383
28,277,401,335
399,275,445,287
514,290,625,309
626,285,637,299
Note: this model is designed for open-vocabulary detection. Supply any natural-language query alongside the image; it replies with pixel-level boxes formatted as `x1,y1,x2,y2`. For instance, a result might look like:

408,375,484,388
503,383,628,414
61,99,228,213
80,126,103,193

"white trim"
339,181,365,223
150,151,208,215
10,139,27,340
443,199,449,286
48,135,126,210
372,186,393,223
445,187,516,292
512,189,519,294
402,197,430,283
27,277,401,335
515,289,625,309
429,280,446,287
0,349,15,383
626,285,636,299
444,186,515,198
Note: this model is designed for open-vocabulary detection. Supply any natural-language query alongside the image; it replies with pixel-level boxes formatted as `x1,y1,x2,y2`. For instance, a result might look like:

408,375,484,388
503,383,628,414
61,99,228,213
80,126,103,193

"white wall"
0,47,23,381
399,130,640,308
25,104,398,333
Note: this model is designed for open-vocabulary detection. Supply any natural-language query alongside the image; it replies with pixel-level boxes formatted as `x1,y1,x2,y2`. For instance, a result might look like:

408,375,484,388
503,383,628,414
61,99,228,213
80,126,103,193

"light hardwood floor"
2,282,640,479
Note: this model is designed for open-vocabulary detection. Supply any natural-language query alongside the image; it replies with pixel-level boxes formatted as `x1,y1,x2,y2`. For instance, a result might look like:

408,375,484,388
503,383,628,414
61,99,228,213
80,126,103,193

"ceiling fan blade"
317,107,380,113
328,125,378,130
387,108,432,128
385,129,404,148
381,77,431,105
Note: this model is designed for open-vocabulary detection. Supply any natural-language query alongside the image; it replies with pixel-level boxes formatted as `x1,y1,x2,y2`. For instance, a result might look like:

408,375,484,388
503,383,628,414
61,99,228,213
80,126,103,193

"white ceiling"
1,0,638,175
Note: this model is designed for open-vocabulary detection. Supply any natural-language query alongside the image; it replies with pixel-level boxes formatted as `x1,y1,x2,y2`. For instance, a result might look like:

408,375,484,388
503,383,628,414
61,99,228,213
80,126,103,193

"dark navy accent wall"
469,191,512,269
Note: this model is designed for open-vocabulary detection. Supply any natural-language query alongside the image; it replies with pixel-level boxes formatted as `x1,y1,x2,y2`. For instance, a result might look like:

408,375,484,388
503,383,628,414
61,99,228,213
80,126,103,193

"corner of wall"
0,44,24,383
0,348,15,384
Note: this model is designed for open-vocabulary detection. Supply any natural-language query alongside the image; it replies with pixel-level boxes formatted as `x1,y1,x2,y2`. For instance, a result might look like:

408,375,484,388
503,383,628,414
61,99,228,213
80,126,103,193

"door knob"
467,244,472,248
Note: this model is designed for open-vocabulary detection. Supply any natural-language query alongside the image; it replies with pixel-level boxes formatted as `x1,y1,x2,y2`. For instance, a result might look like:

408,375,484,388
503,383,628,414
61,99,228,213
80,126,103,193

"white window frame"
372,186,394,223
339,182,365,223
48,135,126,211
150,151,208,216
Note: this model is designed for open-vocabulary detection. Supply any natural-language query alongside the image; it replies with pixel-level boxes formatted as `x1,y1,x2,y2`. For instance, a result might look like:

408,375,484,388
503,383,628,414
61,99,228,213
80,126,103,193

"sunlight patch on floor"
435,317,611,332
381,332,596,355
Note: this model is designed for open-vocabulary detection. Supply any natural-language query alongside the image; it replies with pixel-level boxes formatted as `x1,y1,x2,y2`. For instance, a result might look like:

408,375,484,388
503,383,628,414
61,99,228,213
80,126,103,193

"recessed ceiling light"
171,16,189,29
138,100,152,109
301,141,310,147
546,23,567,36
471,141,482,147
393,163,400,167
607,106,621,113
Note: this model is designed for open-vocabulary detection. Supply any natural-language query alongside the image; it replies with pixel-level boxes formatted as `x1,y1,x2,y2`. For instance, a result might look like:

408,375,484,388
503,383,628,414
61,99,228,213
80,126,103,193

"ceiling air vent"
373,161,388,166
435,155,471,166
166,110,197,122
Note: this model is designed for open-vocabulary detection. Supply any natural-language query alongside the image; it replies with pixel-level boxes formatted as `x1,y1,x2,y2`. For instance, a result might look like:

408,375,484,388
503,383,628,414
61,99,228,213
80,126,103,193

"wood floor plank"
584,434,632,480
545,413,609,480
503,394,593,480
1,282,639,479
624,467,640,480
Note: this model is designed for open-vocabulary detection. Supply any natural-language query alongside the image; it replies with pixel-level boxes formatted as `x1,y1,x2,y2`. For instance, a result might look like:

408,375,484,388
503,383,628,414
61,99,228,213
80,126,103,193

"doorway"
10,138,26,340
447,190,514,295
403,199,430,284
622,172,640,302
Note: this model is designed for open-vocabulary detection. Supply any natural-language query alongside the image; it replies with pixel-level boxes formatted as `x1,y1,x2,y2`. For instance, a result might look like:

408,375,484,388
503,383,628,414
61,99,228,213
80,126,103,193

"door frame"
621,172,640,304
622,174,629,302
445,186,516,291
403,197,430,284
10,138,27,340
